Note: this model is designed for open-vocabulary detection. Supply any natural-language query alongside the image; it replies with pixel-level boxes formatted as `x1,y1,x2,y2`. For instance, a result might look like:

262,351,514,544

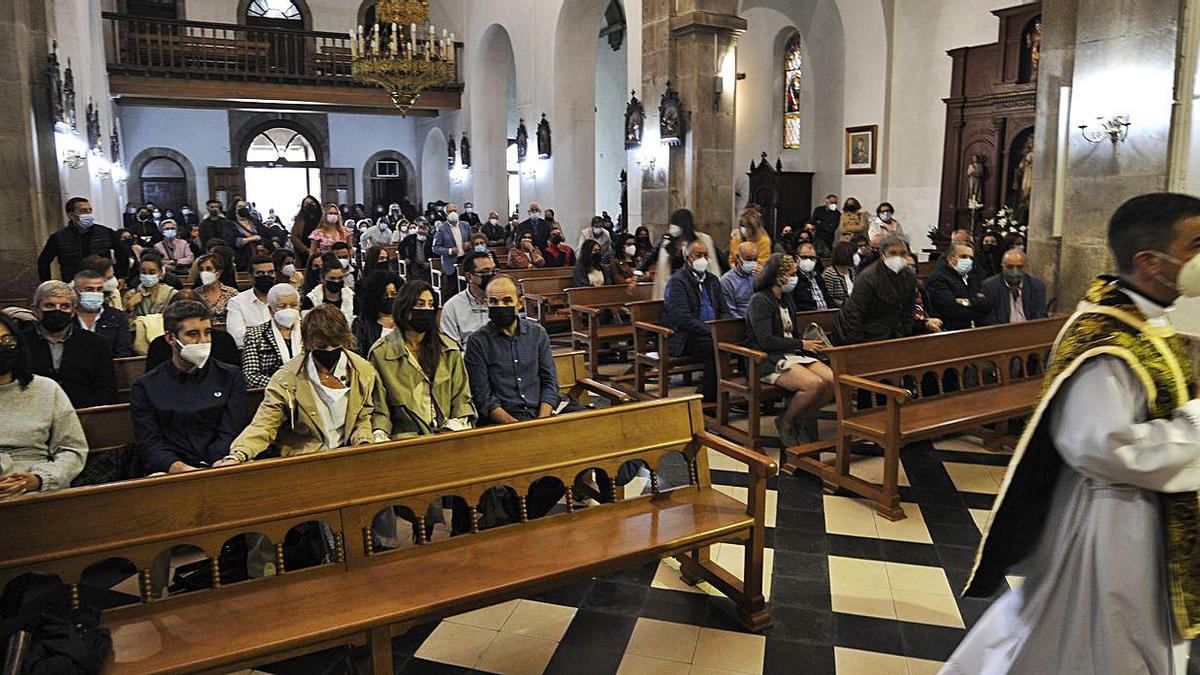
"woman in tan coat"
837,197,869,242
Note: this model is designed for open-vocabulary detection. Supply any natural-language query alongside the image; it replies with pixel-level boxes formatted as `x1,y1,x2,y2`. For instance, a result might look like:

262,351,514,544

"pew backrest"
114,356,147,394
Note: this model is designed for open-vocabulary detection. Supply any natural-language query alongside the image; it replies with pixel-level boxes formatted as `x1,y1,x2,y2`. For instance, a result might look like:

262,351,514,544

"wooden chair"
0,397,775,674
568,284,654,378
787,316,1067,520
522,275,576,335
711,310,839,451
628,300,703,399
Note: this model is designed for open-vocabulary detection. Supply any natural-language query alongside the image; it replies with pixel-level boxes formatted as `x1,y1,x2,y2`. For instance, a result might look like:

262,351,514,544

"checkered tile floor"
250,359,1012,675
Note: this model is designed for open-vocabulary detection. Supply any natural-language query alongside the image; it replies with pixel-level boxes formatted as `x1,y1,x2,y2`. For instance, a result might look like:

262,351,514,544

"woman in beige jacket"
836,197,869,242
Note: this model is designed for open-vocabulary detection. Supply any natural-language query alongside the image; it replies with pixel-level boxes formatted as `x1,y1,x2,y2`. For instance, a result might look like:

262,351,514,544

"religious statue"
515,119,528,163
459,133,471,168
447,138,456,169
966,154,986,205
1015,138,1034,201
47,41,63,126
659,81,683,143
1026,19,1043,81
786,73,802,114
536,113,551,159
624,91,644,149
63,58,77,131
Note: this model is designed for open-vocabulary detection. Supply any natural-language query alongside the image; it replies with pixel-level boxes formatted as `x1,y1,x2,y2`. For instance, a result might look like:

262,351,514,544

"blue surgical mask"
77,214,95,229
740,260,758,274
474,244,488,254
141,274,160,288
781,276,799,293
162,229,176,239
79,291,104,311
955,258,974,276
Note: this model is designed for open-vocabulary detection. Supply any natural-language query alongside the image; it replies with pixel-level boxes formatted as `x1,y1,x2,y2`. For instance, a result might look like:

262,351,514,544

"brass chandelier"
351,0,456,116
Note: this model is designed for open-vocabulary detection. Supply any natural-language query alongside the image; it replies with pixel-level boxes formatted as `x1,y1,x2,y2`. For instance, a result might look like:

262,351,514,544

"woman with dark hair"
300,252,325,296
634,226,653,258
369,280,475,438
745,253,835,447
978,229,1004,279
611,234,640,284
573,239,612,287
361,244,396,281
290,195,323,266
191,253,239,328
272,248,304,288
305,253,355,326
352,270,402,357
822,240,858,308
208,243,239,288
1003,231,1027,253
634,209,717,298
0,312,88,497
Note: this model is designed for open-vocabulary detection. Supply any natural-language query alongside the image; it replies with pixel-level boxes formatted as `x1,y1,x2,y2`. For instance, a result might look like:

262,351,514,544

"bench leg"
876,441,905,521
369,626,393,675
827,432,854,493
634,359,646,397
658,356,670,398
747,386,762,452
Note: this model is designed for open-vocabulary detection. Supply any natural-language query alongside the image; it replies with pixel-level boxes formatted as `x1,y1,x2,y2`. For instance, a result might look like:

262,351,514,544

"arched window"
245,127,317,166
139,156,187,210
783,33,803,149
246,0,302,21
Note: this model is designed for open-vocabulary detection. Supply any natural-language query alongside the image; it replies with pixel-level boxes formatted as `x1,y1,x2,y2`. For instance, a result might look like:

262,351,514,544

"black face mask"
39,310,73,333
311,348,341,371
408,308,437,334
550,235,563,244
0,344,21,376
488,305,517,329
237,208,252,219
253,275,275,293
324,279,344,295
474,272,495,289
207,208,221,218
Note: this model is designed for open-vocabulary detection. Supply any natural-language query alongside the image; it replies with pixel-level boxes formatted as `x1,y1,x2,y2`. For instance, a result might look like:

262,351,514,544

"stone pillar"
640,0,672,233
1027,0,1184,306
0,0,59,298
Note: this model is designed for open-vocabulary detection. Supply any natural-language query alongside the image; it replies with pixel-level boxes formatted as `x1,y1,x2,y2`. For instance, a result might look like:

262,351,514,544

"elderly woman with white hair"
240,283,303,388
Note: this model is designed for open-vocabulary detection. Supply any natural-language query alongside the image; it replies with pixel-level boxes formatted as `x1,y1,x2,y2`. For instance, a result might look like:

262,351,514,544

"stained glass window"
783,33,802,149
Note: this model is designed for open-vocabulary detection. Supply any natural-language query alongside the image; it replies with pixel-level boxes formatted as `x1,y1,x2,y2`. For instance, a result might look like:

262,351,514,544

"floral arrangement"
983,205,1027,239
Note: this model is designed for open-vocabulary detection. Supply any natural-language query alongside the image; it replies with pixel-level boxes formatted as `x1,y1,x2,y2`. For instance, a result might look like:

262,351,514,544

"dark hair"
590,215,605,229
205,199,221,208
65,197,89,215
578,239,602,270
331,241,351,254
0,313,34,389
163,299,211,335
79,254,113,275
271,248,294,273
360,270,403,322
635,226,650,240
831,240,857,268
670,209,696,240
617,234,637,261
362,245,388,278
461,250,491,274
250,255,274,269
319,253,343,280
825,194,838,201
392,280,441,380
139,251,165,272
1108,193,1200,273
877,202,894,214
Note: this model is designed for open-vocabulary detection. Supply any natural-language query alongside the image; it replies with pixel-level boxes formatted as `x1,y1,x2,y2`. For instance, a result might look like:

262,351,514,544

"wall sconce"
62,148,86,169
1079,115,1131,144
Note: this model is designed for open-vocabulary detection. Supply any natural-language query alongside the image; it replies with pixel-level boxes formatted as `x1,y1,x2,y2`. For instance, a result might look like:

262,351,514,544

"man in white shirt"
225,256,275,347
441,250,495,347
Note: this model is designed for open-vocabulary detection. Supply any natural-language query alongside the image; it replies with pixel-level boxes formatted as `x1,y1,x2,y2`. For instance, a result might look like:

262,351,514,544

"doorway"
243,126,322,224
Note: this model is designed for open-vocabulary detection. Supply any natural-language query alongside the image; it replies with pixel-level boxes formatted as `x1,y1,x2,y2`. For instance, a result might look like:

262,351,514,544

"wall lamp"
1079,115,1131,144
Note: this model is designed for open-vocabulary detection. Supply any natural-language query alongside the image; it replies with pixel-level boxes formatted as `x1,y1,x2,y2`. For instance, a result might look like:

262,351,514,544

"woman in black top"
745,253,835,447
352,271,401,357
572,240,612,287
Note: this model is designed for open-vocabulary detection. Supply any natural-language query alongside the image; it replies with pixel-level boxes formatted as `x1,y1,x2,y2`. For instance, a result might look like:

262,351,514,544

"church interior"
1,0,1199,673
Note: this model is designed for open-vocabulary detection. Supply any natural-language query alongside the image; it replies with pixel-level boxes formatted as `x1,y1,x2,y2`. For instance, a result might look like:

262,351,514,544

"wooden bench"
522,275,576,335
0,396,776,674
786,316,1067,520
711,310,840,451
569,284,654,378
114,356,147,401
628,300,704,399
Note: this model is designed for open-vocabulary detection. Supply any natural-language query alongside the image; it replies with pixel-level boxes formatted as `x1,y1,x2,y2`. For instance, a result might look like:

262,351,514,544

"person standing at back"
38,197,129,282
810,194,840,251
432,204,472,295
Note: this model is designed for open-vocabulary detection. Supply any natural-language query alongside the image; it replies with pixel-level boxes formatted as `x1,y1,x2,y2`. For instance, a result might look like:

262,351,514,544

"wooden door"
207,167,246,211
321,168,354,206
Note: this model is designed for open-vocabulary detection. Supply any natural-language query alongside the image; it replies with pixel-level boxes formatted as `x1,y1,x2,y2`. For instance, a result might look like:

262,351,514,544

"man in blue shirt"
720,241,759,319
131,300,248,474
662,241,730,402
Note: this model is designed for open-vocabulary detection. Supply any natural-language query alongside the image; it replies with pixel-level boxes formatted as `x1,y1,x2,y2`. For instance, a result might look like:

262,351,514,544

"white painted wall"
326,112,419,201
595,34,628,219
119,106,230,202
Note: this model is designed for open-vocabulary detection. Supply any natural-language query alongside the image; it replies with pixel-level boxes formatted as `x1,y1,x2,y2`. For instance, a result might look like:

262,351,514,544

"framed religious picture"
515,118,528,163
536,113,551,159
659,81,684,145
844,125,877,175
624,91,644,149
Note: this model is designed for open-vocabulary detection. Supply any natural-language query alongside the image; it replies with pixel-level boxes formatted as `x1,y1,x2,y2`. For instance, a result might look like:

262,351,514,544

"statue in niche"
460,134,471,168
1015,138,1034,201
624,91,644,149
47,41,63,125
536,113,551,159
515,119,528,163
63,58,77,131
1026,19,1043,81
966,154,986,206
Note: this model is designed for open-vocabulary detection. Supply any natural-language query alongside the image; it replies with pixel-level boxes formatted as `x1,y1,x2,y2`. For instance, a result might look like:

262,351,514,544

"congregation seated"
720,242,759,319
370,280,475,438
192,253,239,328
832,233,942,345
73,269,134,357
467,231,499,267
153,218,195,275
358,216,394,250
728,210,772,267
0,313,86,498
821,241,857,308
572,239,611,287
481,210,511,246
222,304,387,465
976,229,1004,279
22,280,117,408
125,251,178,318
746,253,835,446
226,255,277,347
359,245,397,287
838,197,869,242
306,252,355,326
77,253,129,310
611,234,641,285
272,248,304,288
867,201,904,247
397,219,435,279
791,241,832,311
242,284,303,388
981,248,1048,325
508,230,546,269
332,241,356,292
440,250,493,347
351,269,401,357
576,215,614,261
662,240,730,402
131,300,248,474
925,242,994,331
145,290,241,370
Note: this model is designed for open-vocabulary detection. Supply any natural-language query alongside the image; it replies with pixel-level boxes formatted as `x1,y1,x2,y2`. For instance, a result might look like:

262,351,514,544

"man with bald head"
980,248,1047,325
720,241,760,318
662,240,730,402
925,241,995,331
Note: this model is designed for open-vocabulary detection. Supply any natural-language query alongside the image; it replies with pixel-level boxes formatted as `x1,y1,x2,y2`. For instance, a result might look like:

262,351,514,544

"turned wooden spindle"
518,495,529,522
650,470,660,494
334,531,346,563
69,583,80,609
417,516,428,544
564,486,575,512
209,556,222,588
138,569,153,603
469,506,481,533
273,543,286,574
363,525,375,556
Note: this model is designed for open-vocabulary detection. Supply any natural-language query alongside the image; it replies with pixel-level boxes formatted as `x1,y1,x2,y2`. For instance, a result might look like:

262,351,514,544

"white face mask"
200,270,219,286
489,218,499,226
1155,251,1200,298
103,277,119,293
797,258,817,274
883,256,907,274
828,203,838,211
338,257,351,269
668,224,683,238
282,264,296,277
625,245,638,257
852,253,862,267
178,342,211,369
448,211,460,222
691,257,710,275
273,308,300,328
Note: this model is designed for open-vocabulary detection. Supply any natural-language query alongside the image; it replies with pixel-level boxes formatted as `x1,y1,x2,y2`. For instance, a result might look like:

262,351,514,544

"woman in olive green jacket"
369,280,475,438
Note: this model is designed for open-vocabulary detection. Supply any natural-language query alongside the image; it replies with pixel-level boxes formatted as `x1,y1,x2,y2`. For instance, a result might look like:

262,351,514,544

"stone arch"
126,146,198,212
420,127,449,205
230,116,326,168
236,0,313,31
362,149,418,209
469,23,518,215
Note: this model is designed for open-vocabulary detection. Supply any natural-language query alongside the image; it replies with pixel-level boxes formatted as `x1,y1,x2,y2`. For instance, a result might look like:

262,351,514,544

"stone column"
640,0,672,233
1027,0,1184,306
0,0,59,298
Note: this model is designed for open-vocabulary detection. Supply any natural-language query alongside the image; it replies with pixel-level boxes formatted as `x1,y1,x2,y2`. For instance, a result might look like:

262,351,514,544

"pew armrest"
696,430,778,479
718,342,768,363
571,377,632,404
838,375,913,403
633,321,672,337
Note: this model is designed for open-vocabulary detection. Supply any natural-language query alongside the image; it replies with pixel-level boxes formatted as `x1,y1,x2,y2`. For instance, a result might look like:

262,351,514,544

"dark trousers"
679,335,716,402
441,271,459,297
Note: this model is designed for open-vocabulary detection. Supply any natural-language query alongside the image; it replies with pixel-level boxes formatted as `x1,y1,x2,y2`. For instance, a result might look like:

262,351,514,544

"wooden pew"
628,300,703,399
569,284,654,378
114,356,147,400
0,396,776,674
711,310,840,451
522,275,576,334
789,316,1067,521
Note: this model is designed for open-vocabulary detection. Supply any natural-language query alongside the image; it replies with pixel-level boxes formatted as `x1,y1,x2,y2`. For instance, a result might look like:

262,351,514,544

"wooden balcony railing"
101,12,461,89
